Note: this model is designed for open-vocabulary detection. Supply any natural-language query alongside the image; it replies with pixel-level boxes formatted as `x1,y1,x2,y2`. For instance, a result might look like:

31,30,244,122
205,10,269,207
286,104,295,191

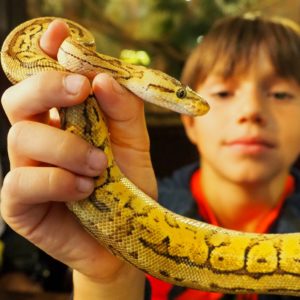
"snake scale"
2,17,300,296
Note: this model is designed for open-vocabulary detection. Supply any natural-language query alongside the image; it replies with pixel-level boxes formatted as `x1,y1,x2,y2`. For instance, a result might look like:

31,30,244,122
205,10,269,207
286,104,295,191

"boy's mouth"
224,136,275,155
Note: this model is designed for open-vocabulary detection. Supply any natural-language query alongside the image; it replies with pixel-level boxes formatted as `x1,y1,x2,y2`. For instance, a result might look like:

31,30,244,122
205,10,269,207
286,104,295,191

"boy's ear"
181,115,197,145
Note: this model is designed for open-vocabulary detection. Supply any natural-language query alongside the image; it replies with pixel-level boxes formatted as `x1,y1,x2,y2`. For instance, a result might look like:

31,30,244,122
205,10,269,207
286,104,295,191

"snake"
2,17,300,296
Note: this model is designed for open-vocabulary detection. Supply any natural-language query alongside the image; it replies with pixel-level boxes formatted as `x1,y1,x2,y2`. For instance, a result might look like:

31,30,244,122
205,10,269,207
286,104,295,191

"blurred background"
0,0,299,299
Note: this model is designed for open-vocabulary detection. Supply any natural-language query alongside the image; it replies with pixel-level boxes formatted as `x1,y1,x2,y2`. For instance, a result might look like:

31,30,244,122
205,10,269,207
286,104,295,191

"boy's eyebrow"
257,72,300,85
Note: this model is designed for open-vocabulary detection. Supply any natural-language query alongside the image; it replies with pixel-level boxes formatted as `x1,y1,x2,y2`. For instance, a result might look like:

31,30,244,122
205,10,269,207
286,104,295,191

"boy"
1,15,300,300
148,15,300,300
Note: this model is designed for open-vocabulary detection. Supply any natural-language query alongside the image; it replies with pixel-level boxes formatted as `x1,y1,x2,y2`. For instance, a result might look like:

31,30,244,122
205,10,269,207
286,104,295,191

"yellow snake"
2,17,300,296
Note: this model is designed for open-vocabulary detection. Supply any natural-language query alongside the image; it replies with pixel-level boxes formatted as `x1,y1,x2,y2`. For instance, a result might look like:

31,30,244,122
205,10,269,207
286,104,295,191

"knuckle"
1,169,22,201
55,131,76,161
7,121,31,153
1,86,14,113
47,167,62,194
55,131,89,169
47,167,74,195
35,71,65,98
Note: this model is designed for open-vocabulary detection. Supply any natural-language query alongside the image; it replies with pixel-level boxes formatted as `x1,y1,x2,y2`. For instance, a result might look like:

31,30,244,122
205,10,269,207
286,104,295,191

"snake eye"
176,88,187,99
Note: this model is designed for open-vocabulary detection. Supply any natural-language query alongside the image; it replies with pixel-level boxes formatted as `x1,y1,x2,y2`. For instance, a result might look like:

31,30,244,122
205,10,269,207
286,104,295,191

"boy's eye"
269,92,294,100
213,91,232,99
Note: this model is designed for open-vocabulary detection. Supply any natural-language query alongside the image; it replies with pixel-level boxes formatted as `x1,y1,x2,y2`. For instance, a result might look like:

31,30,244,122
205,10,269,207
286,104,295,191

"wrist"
73,266,145,300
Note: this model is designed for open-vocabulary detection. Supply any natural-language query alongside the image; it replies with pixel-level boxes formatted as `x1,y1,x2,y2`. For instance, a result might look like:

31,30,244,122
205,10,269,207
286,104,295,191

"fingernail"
87,148,106,172
64,74,86,95
77,177,94,193
95,73,125,95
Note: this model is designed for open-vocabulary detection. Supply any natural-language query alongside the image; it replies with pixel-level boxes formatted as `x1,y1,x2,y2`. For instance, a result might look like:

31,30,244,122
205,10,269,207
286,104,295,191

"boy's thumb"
92,73,150,153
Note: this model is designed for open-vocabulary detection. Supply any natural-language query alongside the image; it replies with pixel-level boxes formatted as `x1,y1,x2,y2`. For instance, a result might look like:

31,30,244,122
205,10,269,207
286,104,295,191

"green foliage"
29,0,259,78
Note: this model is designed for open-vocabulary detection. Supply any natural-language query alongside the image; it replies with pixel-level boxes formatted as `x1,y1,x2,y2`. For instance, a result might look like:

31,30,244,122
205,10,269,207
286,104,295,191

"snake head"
172,85,210,116
130,68,210,116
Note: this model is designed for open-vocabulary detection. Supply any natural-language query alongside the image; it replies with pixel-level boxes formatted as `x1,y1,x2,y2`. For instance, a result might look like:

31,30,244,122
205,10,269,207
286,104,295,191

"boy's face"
182,49,300,184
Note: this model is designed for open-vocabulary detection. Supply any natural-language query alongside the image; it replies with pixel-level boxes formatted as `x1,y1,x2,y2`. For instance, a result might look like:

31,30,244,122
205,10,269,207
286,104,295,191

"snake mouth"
149,97,195,115
159,98,209,116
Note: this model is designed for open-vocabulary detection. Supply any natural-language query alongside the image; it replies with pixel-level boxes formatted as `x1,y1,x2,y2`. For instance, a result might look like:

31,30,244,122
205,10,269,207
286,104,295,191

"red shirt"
147,170,295,300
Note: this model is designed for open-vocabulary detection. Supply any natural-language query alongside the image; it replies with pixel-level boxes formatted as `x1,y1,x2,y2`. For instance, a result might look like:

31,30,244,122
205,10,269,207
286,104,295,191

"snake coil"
2,17,300,295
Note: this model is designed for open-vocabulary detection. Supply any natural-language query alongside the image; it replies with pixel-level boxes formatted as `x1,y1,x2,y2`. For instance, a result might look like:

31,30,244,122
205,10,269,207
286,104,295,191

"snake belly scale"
2,17,300,296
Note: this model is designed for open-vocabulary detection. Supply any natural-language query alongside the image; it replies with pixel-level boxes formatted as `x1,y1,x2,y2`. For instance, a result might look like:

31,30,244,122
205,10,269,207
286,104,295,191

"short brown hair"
181,15,300,88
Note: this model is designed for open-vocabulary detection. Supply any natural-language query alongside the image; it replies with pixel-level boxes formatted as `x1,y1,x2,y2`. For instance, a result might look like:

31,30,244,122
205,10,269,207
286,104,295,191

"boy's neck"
200,166,288,232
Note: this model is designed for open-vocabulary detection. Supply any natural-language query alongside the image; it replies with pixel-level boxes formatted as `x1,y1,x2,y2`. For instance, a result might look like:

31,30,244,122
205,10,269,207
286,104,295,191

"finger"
1,166,94,241
40,19,69,59
1,166,122,277
7,120,107,176
1,167,94,208
92,73,149,152
0,166,102,261
49,108,61,128
92,74,156,199
1,71,90,124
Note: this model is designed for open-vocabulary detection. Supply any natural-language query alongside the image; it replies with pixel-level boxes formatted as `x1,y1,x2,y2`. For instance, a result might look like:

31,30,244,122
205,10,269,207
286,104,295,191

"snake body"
2,17,300,296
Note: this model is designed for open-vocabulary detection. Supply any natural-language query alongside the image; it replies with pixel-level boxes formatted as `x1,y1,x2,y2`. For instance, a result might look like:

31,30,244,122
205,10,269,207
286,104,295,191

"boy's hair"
181,15,300,88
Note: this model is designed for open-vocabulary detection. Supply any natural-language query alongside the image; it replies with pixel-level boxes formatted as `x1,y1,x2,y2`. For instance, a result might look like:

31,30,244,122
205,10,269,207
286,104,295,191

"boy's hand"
0,19,156,294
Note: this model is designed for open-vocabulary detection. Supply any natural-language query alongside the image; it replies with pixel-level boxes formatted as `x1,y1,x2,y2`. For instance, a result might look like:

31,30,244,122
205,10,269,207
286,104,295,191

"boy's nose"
236,88,267,126
238,112,265,125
